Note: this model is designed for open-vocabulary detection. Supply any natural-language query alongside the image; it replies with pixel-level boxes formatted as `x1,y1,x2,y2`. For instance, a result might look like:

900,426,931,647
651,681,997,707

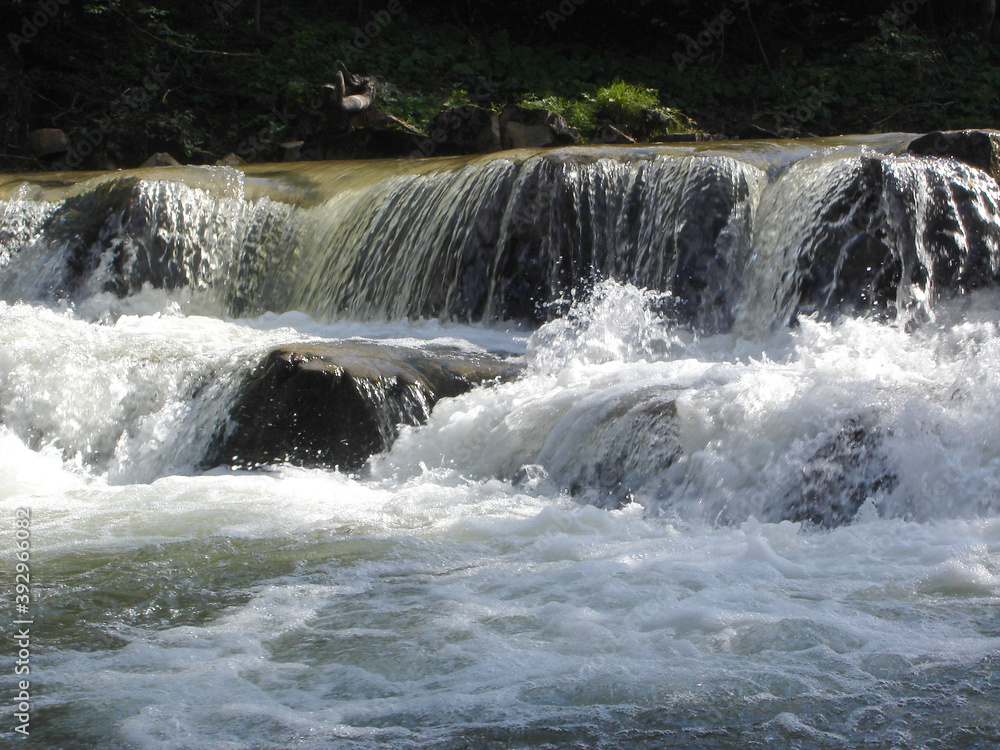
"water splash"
0,301,292,483
374,282,1000,524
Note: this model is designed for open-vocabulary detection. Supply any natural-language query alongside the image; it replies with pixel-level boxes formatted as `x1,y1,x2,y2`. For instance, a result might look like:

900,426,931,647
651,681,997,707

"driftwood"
324,61,374,113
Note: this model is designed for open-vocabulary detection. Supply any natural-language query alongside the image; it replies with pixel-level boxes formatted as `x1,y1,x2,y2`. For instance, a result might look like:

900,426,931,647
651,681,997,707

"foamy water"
2,282,999,748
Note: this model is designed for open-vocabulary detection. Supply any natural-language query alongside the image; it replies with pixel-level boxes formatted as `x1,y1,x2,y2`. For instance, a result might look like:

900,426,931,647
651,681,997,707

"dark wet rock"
18,177,185,299
650,132,716,143
763,152,1000,326
471,152,759,329
12,138,999,333
209,342,523,470
770,156,896,323
348,109,432,159
499,105,581,149
779,419,897,528
641,108,678,136
2,175,276,303
291,150,757,326
296,107,431,160
427,105,501,155
906,129,1000,183
28,128,69,157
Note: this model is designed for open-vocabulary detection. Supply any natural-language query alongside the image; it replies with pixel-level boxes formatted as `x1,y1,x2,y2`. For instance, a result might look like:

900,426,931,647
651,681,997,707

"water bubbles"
527,280,690,372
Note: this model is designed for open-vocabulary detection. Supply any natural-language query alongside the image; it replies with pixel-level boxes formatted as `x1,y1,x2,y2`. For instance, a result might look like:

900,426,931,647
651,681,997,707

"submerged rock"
539,388,682,510
779,419,897,528
209,342,522,470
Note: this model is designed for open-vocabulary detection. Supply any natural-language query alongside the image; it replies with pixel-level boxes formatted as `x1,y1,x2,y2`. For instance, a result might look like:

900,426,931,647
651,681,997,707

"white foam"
2,283,1000,748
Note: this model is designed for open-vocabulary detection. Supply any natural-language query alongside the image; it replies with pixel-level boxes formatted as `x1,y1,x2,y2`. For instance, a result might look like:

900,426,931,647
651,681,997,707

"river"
1,138,999,748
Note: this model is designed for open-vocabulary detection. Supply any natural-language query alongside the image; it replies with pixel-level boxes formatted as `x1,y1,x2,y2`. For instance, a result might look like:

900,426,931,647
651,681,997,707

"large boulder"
208,342,522,470
499,105,581,149
906,129,1000,183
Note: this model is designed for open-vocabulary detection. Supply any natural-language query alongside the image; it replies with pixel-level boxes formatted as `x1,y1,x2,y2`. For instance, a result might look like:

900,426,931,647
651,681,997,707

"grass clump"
520,81,697,139
520,94,597,133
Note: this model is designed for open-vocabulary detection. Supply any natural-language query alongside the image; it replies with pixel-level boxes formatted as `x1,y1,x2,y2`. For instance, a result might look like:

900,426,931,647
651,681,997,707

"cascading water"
1,136,1000,749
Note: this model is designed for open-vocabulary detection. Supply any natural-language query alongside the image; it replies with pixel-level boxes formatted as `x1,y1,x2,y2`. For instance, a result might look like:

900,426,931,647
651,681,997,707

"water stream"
1,137,999,748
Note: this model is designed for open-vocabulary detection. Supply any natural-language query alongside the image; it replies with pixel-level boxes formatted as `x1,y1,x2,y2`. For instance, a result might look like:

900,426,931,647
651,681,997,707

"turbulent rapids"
1,133,1000,749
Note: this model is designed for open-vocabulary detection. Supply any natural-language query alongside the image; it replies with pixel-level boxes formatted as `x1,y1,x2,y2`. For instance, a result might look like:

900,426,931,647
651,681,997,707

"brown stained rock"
499,105,581,149
502,122,554,149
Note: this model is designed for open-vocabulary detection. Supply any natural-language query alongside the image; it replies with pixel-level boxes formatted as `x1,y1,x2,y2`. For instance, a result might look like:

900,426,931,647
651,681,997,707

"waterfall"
2,136,1000,500
4,137,1000,749
3,140,998,330
738,148,1000,332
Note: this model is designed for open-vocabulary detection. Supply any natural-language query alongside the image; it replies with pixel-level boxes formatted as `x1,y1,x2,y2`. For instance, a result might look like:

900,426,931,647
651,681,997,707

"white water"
2,280,1000,748
2,142,1000,748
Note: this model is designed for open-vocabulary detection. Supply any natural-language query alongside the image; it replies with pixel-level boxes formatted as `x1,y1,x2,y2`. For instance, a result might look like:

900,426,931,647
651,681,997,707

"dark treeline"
1,0,997,168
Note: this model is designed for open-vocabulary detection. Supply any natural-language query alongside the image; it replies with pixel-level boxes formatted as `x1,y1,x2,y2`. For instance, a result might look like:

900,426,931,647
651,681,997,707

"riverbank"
2,0,999,171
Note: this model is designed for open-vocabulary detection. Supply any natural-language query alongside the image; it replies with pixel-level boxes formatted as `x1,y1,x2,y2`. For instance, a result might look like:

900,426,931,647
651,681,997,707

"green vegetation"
519,82,696,138
1,0,998,168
